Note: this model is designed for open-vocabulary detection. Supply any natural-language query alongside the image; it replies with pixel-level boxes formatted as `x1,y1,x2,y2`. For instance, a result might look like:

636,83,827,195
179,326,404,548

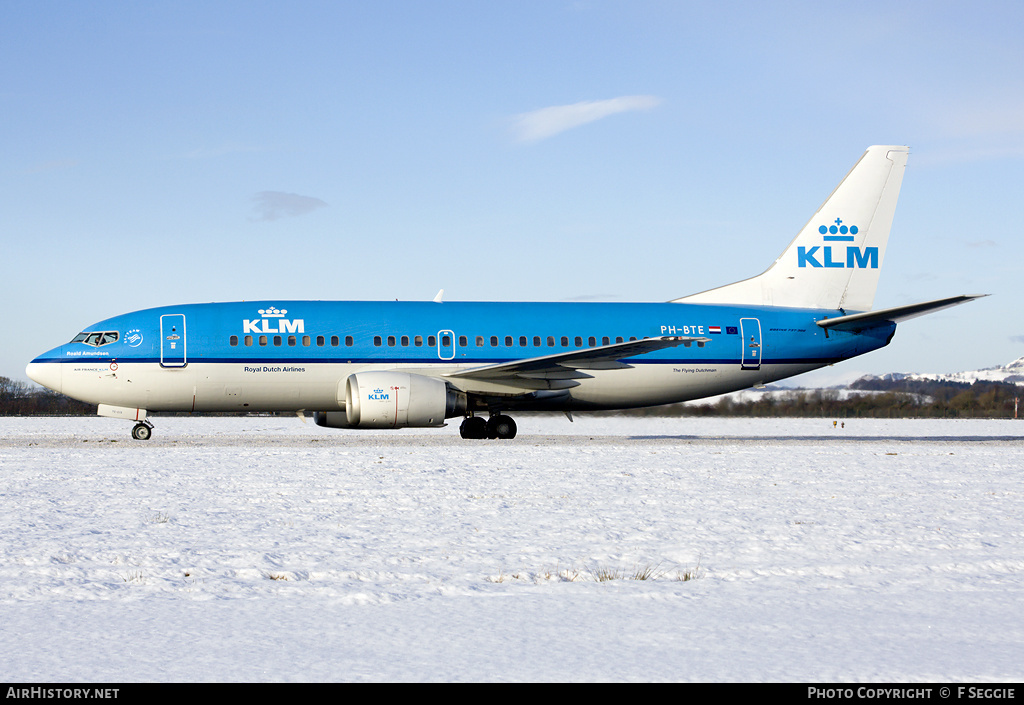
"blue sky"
4,0,1023,386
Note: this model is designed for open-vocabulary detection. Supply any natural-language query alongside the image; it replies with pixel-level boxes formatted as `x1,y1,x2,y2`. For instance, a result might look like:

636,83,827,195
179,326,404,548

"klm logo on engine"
797,218,878,269
242,306,305,334
368,388,389,401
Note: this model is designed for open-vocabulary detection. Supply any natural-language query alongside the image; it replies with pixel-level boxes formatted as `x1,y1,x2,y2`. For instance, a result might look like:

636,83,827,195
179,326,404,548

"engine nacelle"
317,371,466,429
313,411,351,429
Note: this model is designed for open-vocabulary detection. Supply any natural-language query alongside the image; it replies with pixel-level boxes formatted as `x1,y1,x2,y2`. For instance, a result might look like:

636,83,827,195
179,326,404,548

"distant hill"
860,355,1024,386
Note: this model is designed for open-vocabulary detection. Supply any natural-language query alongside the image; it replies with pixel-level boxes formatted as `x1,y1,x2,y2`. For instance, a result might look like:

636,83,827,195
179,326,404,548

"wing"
444,335,709,388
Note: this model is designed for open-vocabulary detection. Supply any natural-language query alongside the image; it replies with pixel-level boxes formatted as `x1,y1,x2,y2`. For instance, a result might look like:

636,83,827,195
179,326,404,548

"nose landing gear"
131,420,154,441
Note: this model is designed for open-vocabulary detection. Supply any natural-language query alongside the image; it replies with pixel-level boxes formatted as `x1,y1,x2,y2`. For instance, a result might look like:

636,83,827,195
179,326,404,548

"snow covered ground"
1,415,1022,682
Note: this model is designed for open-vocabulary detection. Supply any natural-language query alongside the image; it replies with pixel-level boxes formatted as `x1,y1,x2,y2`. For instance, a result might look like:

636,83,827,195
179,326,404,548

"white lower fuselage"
44,359,824,415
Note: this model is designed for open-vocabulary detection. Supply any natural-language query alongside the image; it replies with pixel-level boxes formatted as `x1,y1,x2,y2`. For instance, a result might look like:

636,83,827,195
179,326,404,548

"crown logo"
818,217,858,236
258,307,287,318
373,388,384,394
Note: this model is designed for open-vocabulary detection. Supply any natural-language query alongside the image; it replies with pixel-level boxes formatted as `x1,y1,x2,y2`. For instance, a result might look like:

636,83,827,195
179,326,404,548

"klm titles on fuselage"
242,307,305,335
797,218,878,269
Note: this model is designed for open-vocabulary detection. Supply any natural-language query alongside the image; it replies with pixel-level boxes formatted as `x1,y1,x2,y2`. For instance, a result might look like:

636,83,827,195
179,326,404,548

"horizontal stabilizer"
816,295,986,332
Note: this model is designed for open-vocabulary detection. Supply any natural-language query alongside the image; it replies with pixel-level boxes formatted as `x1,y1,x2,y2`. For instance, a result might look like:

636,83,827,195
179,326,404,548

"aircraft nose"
26,359,62,393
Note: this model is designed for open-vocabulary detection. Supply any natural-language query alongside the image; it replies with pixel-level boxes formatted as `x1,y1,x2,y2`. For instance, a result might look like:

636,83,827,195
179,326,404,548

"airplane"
26,145,983,441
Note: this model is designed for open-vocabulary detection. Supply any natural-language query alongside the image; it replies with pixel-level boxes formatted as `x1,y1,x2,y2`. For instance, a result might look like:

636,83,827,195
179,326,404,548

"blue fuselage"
28,299,894,414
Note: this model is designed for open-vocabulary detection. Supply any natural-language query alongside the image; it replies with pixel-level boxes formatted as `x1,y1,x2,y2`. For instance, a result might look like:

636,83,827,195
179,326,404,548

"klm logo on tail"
798,218,878,269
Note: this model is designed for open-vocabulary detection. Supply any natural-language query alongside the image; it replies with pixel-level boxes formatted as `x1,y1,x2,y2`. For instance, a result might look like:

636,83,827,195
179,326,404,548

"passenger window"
505,336,513,347
345,336,353,346
519,336,527,347
302,335,310,346
441,335,451,346
288,336,297,346
317,336,325,346
602,337,609,346
229,336,238,347
616,337,623,344
373,336,382,346
259,336,268,346
588,336,596,347
274,336,282,346
415,335,423,347
561,336,568,347
547,336,555,347
401,335,409,346
428,335,436,347
476,336,485,347
533,336,541,347
575,336,582,347
244,335,253,347
387,336,396,346
459,336,467,347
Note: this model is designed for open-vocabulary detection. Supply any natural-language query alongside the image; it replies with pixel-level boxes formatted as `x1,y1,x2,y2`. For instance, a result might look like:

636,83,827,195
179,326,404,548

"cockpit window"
71,331,119,347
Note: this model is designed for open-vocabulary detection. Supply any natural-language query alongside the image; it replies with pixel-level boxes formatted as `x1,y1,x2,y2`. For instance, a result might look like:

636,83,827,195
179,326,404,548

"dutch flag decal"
708,326,722,334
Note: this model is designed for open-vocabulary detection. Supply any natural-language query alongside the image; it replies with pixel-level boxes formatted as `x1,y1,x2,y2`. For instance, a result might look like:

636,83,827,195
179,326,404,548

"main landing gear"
459,414,517,440
131,420,154,441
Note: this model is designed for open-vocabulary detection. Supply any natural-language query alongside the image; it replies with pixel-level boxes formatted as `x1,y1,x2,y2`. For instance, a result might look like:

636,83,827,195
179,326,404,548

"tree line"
0,376,95,416
589,378,1023,419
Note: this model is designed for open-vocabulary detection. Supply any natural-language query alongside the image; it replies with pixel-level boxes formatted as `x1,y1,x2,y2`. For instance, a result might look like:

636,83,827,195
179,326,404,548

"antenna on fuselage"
433,289,445,303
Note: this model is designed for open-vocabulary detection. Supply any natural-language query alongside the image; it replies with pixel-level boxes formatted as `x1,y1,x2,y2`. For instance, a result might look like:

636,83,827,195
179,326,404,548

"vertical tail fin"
674,145,909,311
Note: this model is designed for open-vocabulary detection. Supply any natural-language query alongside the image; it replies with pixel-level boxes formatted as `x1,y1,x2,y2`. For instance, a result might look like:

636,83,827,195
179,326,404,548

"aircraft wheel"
487,414,517,440
131,423,152,441
459,416,487,440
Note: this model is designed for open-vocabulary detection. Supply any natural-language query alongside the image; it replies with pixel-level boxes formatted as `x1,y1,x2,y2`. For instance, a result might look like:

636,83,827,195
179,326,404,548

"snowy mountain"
868,355,1024,386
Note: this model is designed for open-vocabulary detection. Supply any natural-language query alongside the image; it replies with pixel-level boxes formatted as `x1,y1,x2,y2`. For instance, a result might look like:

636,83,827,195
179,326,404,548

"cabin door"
160,314,187,368
739,317,762,370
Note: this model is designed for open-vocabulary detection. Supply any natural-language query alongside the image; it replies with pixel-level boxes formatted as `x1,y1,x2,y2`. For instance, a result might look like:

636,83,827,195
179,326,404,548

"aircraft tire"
487,414,517,440
459,416,487,439
132,423,152,441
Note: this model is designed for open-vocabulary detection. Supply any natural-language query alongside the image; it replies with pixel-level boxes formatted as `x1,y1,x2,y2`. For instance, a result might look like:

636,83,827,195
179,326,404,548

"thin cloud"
252,191,328,221
944,96,1024,139
23,159,79,174
511,95,662,143
185,143,263,160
